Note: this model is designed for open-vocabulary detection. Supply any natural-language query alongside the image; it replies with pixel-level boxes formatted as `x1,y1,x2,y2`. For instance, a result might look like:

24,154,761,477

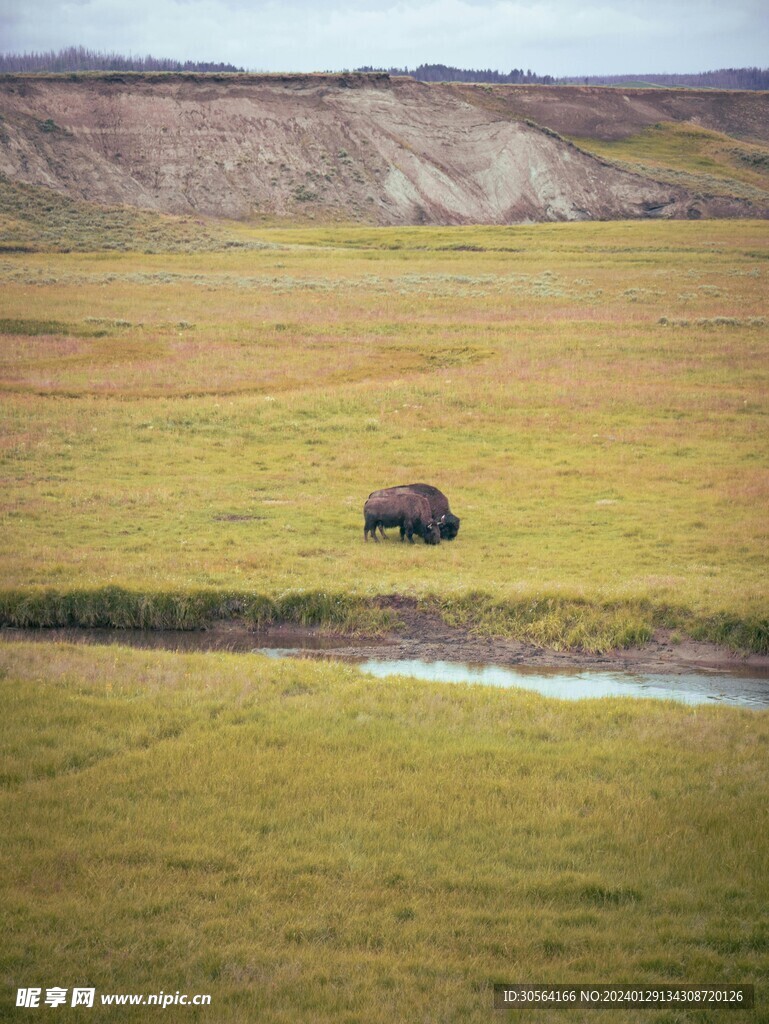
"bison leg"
378,524,386,539
364,519,379,542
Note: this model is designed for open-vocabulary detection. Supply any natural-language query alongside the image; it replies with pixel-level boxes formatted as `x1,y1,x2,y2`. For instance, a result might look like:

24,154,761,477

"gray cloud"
0,0,766,75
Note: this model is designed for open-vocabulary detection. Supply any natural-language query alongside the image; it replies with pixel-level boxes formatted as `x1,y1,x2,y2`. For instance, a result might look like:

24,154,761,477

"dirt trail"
1,73,765,223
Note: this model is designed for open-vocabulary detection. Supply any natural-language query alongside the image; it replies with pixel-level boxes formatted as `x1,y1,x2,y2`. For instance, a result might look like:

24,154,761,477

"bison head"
424,519,441,545
438,513,460,540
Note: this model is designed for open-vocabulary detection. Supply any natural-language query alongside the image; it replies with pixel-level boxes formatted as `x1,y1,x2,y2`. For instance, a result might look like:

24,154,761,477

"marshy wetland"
1,208,768,1021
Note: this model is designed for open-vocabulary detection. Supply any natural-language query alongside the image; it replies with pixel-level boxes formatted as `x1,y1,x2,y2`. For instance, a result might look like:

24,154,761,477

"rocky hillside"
0,72,766,224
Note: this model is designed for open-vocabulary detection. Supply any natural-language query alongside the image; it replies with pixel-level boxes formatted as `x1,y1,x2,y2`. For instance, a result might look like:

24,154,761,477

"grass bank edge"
423,592,769,655
1,586,766,655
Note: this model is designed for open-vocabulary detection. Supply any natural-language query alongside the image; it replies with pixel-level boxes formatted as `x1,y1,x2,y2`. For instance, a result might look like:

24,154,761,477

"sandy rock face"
0,73,763,223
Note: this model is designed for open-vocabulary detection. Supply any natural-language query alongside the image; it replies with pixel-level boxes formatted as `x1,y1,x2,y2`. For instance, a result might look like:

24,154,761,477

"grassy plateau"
0,188,768,1021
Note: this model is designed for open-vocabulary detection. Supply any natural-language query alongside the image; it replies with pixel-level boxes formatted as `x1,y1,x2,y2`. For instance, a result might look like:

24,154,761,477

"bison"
363,492,441,545
368,483,460,540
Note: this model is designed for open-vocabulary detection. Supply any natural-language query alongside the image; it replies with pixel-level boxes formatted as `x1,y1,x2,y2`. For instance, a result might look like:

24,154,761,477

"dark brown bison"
363,492,440,545
368,483,460,540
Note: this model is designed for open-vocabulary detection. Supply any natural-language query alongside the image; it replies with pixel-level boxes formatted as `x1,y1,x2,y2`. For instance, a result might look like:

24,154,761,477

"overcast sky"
1,0,767,76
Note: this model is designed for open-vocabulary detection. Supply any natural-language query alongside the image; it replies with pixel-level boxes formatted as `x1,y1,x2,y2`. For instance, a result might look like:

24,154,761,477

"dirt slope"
450,83,769,143
0,72,765,224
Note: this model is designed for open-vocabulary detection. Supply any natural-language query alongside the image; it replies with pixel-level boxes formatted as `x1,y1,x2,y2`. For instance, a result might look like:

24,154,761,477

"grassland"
1,640,768,1023
0,201,767,651
1,190,768,1022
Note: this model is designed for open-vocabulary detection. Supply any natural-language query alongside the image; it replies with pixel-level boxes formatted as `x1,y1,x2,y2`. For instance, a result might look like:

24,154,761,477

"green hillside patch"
569,122,769,203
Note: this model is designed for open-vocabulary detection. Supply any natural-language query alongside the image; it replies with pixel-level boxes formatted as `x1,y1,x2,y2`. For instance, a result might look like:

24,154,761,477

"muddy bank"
251,601,769,679
4,598,768,680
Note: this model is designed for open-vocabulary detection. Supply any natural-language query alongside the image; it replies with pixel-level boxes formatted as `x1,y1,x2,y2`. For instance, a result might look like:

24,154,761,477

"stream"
3,627,768,709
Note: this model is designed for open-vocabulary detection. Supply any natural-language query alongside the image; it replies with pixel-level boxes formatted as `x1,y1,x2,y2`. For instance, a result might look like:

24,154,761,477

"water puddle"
258,650,769,709
3,628,767,709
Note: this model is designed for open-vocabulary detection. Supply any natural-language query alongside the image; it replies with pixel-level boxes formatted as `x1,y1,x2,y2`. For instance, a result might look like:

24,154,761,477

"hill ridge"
0,73,766,224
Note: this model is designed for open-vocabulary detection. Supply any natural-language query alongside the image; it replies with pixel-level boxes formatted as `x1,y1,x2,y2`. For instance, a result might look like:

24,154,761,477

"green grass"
1,588,766,655
0,586,395,634
0,216,767,651
427,593,769,655
0,317,109,337
1,640,768,1022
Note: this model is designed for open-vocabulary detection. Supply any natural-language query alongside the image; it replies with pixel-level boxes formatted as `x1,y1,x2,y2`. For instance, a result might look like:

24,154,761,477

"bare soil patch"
262,596,769,677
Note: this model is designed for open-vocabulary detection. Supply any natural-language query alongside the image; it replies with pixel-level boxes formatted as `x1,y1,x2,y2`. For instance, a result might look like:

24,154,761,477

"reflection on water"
352,658,769,709
259,650,769,709
0,627,350,654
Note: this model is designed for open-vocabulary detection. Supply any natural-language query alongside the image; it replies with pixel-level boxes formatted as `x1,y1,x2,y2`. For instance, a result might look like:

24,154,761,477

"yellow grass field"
1,640,768,1023
1,217,767,649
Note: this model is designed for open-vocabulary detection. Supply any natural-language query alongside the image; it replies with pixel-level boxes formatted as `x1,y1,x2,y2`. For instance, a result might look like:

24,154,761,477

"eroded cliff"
0,72,765,224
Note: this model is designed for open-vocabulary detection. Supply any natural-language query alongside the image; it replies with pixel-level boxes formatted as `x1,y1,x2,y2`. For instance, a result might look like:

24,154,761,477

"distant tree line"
357,63,768,90
357,63,555,84
1,50,766,90
0,46,242,74
561,68,769,90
